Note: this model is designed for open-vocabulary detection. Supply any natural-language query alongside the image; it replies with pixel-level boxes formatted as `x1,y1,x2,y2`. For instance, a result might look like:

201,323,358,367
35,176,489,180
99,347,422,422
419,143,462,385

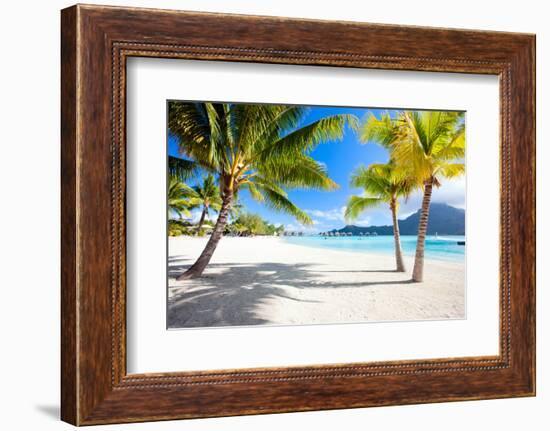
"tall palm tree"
186,174,223,233
345,162,416,272
169,102,357,279
362,110,465,282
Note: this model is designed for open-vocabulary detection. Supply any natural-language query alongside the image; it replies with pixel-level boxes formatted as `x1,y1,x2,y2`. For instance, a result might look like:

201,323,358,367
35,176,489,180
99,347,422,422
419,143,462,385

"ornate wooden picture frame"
61,4,535,425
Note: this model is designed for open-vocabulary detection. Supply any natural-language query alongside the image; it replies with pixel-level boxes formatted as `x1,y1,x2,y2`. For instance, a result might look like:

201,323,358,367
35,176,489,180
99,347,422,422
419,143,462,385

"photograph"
2,0,539,427
166,101,466,329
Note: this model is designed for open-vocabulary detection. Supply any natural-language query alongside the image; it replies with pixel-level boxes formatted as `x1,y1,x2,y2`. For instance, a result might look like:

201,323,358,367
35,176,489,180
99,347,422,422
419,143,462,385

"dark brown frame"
61,4,536,426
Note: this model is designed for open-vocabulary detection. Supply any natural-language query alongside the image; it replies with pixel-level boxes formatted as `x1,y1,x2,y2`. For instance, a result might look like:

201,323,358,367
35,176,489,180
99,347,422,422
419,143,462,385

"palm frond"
253,179,312,225
168,175,195,219
168,101,355,227
350,165,391,197
258,155,338,190
168,102,211,145
258,114,357,161
346,161,419,221
345,195,382,221
168,156,198,181
437,162,465,179
241,181,265,202
389,110,466,184
360,112,398,148
239,105,304,156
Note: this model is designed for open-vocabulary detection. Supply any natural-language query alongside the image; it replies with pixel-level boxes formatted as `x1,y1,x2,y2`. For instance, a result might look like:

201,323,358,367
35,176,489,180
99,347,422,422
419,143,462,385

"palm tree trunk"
412,178,434,282
196,206,207,233
390,199,406,272
178,192,233,280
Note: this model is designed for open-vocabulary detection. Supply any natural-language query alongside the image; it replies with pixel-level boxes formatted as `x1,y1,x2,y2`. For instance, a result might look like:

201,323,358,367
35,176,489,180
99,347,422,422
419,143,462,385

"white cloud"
284,222,318,233
354,216,371,226
304,206,372,228
397,177,466,219
306,206,346,221
432,177,466,209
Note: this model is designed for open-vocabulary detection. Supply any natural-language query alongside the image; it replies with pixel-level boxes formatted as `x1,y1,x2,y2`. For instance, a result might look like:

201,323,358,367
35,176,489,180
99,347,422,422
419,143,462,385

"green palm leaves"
168,175,193,219
394,111,465,186
169,102,355,217
188,174,222,210
185,174,223,233
395,111,465,281
362,110,465,185
169,102,356,278
345,163,416,272
345,163,416,220
168,156,197,182
358,110,465,280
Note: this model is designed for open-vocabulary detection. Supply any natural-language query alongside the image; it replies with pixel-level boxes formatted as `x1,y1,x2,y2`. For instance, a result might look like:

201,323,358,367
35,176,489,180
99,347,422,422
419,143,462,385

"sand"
167,236,465,328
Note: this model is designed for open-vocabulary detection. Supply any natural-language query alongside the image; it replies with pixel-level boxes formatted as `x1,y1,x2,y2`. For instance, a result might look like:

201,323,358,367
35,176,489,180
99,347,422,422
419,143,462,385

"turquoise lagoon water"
282,235,465,263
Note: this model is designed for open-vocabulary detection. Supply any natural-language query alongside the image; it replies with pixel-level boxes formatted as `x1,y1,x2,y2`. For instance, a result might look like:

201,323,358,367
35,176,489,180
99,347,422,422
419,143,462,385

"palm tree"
169,102,356,279
186,174,223,233
168,174,192,219
362,110,465,281
345,162,416,272
168,175,193,236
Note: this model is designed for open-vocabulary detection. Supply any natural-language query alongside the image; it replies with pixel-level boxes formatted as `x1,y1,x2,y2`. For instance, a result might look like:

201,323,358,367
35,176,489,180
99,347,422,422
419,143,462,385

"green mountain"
329,203,465,236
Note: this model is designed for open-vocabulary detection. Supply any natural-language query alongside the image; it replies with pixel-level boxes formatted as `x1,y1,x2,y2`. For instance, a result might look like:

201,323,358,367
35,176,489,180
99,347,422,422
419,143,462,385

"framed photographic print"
61,4,535,425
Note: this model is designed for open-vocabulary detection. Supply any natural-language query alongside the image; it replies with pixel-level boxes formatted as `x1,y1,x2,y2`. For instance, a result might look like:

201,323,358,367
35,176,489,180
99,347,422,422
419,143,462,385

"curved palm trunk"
178,192,233,280
196,206,207,233
390,199,406,272
412,179,434,282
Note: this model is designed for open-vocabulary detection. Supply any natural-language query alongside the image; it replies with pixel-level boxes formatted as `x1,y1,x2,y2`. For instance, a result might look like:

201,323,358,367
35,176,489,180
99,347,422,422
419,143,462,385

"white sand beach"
168,236,465,328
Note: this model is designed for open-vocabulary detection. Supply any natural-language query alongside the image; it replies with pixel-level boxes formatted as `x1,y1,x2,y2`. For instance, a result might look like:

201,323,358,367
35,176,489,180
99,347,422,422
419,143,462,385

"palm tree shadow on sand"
167,257,413,329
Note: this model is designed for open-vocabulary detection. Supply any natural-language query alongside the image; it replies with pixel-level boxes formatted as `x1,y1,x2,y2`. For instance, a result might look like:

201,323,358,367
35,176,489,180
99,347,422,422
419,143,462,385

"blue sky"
168,106,465,232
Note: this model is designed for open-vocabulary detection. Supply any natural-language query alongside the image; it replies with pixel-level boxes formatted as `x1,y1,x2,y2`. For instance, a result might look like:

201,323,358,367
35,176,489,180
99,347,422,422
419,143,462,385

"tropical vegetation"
345,162,417,272
226,213,285,237
167,174,193,236
168,219,204,237
168,102,357,279
361,110,465,281
166,102,464,284
185,174,223,233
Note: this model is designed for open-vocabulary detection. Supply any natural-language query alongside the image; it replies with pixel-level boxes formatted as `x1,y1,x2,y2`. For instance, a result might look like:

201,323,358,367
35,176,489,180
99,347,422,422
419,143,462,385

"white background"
0,0,547,430
127,59,499,373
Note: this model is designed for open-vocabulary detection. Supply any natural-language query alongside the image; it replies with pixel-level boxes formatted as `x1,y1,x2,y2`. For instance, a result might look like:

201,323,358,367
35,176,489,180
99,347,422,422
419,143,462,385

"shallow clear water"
282,235,465,262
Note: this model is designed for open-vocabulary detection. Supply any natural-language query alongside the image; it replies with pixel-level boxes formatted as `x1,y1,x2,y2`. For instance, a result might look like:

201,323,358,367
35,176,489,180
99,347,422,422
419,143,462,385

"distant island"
325,203,465,236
